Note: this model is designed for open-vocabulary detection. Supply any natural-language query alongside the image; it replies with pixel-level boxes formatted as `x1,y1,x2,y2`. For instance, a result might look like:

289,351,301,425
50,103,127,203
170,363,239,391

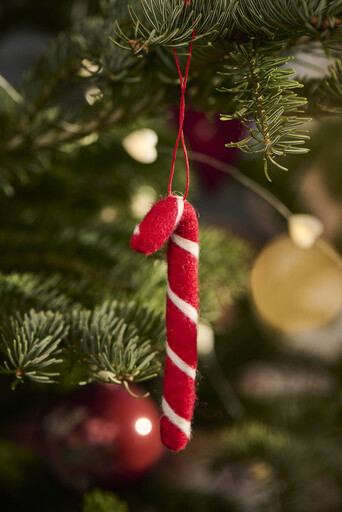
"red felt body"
131,196,199,451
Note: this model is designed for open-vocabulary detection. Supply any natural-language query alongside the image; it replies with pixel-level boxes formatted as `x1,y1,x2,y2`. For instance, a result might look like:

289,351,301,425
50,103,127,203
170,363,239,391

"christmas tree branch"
0,310,68,386
0,214,251,388
113,0,230,53
2,2,342,190
0,273,73,316
82,489,129,512
114,0,342,51
313,57,342,111
71,300,164,386
219,42,311,179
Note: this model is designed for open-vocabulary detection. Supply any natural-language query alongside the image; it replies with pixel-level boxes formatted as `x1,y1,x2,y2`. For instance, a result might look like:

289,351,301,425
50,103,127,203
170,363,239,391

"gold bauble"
250,235,342,359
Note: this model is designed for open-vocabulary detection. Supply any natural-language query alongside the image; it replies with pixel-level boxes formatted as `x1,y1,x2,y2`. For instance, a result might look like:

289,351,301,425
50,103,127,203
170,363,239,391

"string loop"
168,0,195,200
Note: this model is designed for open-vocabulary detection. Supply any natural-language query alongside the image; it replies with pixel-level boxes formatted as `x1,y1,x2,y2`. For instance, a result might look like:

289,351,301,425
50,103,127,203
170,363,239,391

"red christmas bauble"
42,383,164,490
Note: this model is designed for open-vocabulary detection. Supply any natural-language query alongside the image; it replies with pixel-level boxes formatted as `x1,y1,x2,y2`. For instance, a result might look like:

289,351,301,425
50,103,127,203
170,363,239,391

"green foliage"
71,300,163,384
1,1,342,192
82,489,129,512
120,225,252,321
229,0,342,41
0,309,68,386
0,0,251,392
113,0,231,52
314,58,342,112
220,43,311,179
0,221,251,387
199,228,252,322
2,3,342,512
0,285,165,387
0,17,166,193
112,1,342,174
0,136,251,388
0,273,73,315
114,0,342,51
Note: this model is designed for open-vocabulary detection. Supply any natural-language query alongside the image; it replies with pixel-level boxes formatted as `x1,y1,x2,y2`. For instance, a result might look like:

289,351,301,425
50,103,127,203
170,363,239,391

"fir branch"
82,489,129,512
230,0,342,41
0,309,69,386
71,300,163,385
0,273,73,316
219,43,311,179
113,0,231,53
199,228,252,323
99,299,165,344
2,2,342,192
313,58,342,112
114,0,342,52
3,18,152,161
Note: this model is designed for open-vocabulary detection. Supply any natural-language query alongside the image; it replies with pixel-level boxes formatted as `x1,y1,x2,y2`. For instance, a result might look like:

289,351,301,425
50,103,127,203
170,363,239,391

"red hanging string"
168,0,195,200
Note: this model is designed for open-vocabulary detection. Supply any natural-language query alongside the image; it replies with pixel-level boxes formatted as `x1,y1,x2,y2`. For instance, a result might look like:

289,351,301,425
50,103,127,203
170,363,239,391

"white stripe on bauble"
175,197,184,228
166,282,198,324
171,233,199,259
162,397,191,438
133,224,140,235
166,341,196,379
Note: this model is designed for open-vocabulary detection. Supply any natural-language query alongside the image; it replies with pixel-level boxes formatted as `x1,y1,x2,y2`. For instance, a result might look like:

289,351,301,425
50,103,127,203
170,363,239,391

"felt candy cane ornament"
130,0,197,452
130,195,199,451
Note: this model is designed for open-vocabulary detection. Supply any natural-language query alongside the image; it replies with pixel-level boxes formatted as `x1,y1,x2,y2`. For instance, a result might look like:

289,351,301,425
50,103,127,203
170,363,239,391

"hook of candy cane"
131,195,199,451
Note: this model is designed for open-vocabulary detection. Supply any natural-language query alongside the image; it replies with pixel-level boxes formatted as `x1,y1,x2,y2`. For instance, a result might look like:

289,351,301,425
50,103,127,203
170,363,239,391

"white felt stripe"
167,282,198,324
171,233,199,259
162,397,191,439
175,197,184,228
166,341,196,379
